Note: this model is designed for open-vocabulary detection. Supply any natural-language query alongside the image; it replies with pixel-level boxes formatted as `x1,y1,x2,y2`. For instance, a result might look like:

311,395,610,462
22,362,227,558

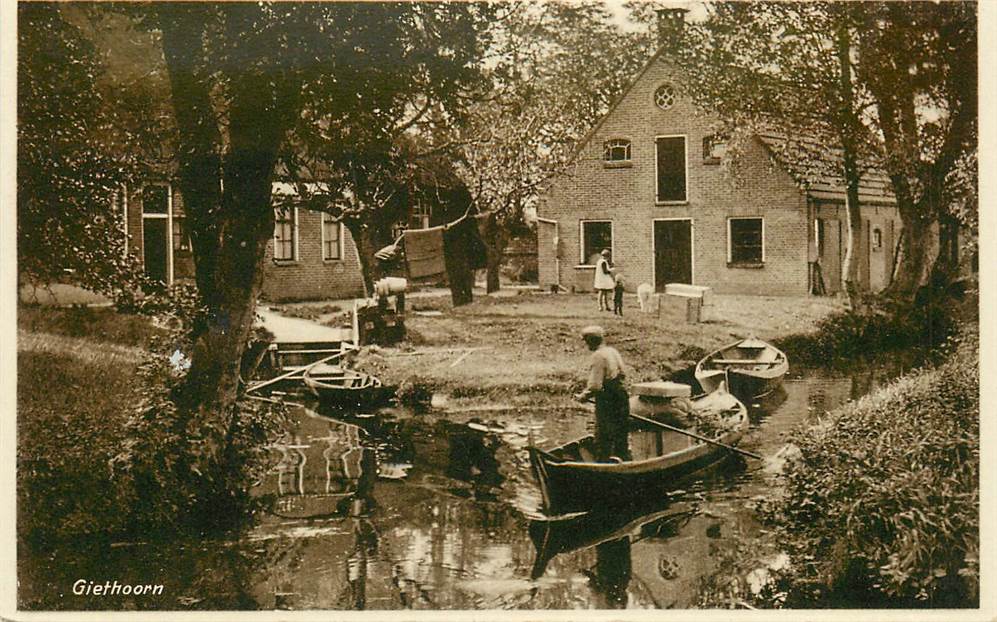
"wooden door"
654,220,692,292
142,218,168,283
869,221,887,292
818,218,841,294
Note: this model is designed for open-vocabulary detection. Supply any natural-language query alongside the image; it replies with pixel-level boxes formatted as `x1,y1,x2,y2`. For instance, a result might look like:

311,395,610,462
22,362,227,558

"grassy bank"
702,327,979,608
16,307,162,545
18,341,144,545
18,304,165,348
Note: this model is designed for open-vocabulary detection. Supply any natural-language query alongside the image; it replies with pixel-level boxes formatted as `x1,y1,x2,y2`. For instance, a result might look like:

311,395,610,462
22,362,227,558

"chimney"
656,7,689,49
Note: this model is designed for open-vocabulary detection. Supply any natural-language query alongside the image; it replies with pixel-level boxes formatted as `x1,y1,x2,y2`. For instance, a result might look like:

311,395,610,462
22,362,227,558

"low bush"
19,300,290,544
759,330,979,607
111,322,289,535
778,289,960,366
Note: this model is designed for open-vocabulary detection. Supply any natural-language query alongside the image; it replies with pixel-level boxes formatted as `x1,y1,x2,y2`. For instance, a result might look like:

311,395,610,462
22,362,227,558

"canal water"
19,363,907,610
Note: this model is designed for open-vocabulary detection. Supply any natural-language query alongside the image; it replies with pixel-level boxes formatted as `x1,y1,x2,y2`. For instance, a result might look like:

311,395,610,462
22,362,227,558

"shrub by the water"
112,322,289,534
761,330,979,607
778,289,961,366
18,301,290,544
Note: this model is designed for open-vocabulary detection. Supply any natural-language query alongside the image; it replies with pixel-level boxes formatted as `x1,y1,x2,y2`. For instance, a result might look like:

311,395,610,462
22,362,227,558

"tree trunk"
347,222,377,298
887,198,937,299
836,17,866,313
482,213,509,294
159,7,223,316
933,212,961,282
160,5,303,477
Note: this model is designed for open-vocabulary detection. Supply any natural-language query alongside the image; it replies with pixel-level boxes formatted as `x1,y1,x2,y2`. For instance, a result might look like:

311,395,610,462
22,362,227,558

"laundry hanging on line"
399,210,492,278
403,225,446,278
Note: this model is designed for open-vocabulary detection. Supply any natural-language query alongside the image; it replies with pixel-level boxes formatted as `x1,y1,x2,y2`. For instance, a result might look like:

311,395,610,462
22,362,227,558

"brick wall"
125,182,366,300
260,207,367,302
538,58,811,296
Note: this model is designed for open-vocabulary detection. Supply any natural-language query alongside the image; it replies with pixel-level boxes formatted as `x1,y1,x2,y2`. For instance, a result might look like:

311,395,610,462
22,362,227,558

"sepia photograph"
4,0,987,617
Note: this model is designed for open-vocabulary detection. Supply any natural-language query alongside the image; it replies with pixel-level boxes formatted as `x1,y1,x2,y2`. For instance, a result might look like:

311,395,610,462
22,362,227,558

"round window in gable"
654,83,676,110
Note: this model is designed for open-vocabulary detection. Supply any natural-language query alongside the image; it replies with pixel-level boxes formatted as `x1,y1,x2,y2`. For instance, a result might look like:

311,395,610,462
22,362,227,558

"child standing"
613,273,625,316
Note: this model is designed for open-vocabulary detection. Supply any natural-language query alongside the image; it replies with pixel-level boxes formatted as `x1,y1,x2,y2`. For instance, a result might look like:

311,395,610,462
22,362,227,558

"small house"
536,10,902,297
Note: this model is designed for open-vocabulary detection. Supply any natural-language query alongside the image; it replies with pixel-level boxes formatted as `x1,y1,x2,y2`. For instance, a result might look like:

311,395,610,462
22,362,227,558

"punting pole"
629,412,763,460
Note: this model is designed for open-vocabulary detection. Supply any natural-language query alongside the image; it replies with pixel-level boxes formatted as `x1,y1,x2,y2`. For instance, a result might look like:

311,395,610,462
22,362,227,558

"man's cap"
581,325,604,338
600,249,611,256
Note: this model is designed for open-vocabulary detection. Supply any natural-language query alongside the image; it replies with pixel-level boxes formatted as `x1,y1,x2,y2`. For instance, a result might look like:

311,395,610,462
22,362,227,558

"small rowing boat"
302,363,396,410
695,337,788,399
528,383,748,516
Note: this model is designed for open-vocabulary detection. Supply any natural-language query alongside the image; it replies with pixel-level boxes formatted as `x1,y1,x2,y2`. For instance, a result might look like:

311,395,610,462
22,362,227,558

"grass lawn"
17,306,161,544
349,290,844,409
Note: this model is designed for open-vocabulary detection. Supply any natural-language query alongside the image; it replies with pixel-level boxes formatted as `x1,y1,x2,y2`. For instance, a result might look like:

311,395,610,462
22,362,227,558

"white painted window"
172,216,191,252
321,213,343,260
274,206,297,261
142,185,169,215
580,220,613,265
603,139,631,162
654,83,676,110
703,134,727,163
728,217,765,264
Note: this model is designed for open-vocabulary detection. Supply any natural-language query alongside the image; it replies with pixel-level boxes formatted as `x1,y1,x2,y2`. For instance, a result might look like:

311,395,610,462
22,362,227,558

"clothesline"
388,207,491,247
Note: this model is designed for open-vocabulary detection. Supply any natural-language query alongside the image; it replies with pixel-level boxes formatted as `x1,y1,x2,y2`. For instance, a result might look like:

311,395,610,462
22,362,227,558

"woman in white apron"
593,249,614,311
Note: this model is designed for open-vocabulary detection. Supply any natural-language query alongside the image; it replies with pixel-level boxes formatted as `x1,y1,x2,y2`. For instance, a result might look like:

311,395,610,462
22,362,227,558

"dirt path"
342,291,843,411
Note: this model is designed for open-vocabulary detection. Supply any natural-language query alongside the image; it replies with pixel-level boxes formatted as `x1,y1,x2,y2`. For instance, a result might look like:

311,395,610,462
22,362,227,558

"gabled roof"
757,133,896,206
563,47,897,208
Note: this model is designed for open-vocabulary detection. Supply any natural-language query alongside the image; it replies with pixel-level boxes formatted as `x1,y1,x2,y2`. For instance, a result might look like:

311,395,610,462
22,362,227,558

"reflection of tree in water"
588,538,631,609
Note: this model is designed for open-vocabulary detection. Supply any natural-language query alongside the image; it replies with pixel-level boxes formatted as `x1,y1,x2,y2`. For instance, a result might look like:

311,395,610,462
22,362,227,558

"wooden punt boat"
695,337,788,399
527,384,748,516
302,363,396,410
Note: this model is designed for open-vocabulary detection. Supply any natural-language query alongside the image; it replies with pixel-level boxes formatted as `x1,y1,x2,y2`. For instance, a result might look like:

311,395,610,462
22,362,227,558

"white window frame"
727,217,765,264
578,219,614,267
603,138,632,162
651,217,695,287
654,134,688,204
703,134,727,163
321,212,344,261
654,83,677,110
273,206,299,263
118,183,129,257
140,182,174,284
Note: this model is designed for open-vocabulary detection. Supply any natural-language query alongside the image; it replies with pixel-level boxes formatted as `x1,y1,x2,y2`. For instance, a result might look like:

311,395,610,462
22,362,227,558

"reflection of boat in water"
259,411,376,518
695,337,788,399
529,498,696,591
528,384,747,515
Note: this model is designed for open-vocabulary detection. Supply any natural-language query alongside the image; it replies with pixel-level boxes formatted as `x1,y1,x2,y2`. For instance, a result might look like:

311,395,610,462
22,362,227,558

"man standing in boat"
574,325,631,462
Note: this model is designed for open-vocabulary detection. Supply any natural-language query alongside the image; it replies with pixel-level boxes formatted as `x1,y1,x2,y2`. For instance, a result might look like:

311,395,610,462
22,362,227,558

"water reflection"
257,409,376,519
20,364,908,611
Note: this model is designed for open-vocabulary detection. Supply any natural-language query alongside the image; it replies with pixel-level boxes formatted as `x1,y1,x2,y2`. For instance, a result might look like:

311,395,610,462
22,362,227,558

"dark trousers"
594,376,631,461
613,289,624,315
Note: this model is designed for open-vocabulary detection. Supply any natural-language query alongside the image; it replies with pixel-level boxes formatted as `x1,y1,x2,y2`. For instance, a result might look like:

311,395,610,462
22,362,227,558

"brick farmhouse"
536,30,902,297
121,181,370,301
